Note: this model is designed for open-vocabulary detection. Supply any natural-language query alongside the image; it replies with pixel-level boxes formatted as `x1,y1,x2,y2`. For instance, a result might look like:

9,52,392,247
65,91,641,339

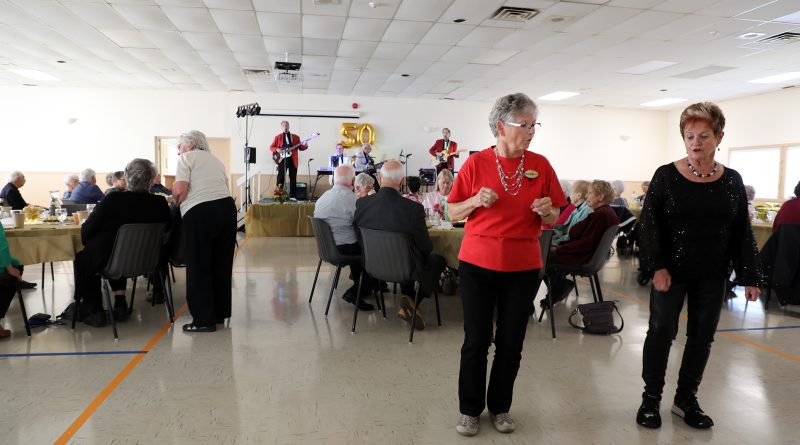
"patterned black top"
639,163,760,285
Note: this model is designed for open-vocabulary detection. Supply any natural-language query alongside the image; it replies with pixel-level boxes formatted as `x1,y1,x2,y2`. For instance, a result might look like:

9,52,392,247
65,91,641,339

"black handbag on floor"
568,300,624,335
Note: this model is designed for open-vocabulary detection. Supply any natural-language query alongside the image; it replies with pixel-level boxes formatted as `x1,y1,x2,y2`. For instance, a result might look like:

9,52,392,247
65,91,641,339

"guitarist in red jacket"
269,121,308,199
429,128,459,174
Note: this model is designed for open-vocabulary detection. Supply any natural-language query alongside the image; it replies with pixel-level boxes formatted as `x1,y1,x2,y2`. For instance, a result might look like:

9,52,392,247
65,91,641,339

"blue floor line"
0,351,147,358
718,325,800,333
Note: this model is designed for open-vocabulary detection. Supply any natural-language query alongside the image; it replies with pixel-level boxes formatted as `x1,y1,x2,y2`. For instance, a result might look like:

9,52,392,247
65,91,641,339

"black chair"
61,202,87,216
308,217,363,316
0,275,31,337
757,224,800,311
163,224,185,315
547,225,619,304
72,223,168,340
536,229,557,338
355,227,441,343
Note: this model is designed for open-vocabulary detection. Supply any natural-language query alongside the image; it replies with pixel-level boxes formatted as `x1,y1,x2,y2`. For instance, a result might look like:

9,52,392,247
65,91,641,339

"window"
729,144,799,201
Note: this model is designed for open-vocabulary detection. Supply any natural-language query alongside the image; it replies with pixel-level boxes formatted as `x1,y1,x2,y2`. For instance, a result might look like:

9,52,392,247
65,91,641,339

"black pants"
183,197,237,326
641,276,726,400
277,157,298,198
458,261,541,416
73,251,126,312
337,243,369,291
0,265,23,318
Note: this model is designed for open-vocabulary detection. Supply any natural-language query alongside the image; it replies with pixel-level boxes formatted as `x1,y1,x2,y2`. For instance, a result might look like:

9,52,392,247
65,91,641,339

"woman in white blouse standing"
173,130,237,333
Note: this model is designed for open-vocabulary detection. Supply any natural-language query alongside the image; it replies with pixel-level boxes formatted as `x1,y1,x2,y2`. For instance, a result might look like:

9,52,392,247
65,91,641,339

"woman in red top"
448,93,566,436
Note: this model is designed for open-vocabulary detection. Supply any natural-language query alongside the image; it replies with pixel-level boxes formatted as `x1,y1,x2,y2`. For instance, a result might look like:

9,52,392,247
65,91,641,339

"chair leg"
50,262,54,281
41,263,45,285
393,282,397,294
129,277,137,314
103,279,119,340
16,285,31,336
156,269,174,322
409,284,422,343
164,269,176,323
571,274,579,297
71,299,78,330
765,285,771,311
324,266,342,316
593,274,604,302
170,264,176,283
309,259,322,303
352,270,366,333
379,288,387,319
146,274,151,292
588,275,598,302
434,291,441,328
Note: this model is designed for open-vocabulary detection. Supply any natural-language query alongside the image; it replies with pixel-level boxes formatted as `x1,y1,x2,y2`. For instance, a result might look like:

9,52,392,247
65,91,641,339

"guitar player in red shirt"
429,128,459,174
269,120,308,200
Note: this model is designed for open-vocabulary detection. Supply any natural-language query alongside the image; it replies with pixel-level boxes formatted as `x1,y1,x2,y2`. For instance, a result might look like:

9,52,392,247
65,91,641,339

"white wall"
1,85,669,183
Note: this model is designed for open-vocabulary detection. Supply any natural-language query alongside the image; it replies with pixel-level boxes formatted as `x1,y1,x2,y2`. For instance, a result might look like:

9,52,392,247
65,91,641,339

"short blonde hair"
590,180,614,206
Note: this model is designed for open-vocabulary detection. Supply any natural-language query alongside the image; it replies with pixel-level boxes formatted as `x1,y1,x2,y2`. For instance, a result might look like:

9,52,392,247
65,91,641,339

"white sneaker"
490,412,515,433
456,414,479,436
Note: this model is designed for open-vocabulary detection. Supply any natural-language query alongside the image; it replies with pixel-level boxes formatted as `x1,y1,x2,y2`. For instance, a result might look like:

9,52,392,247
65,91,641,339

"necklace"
493,148,525,195
687,159,718,178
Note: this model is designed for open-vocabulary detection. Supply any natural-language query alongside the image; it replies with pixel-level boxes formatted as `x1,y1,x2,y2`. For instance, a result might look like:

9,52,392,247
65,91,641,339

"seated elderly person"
354,172,375,199
745,184,756,222
422,169,454,222
63,174,79,200
70,168,105,204
0,226,24,338
635,180,650,204
403,176,423,203
544,179,573,229
105,171,126,195
552,180,592,246
0,171,30,210
774,180,800,233
543,180,619,308
150,173,172,195
71,159,170,327
313,164,374,311
611,179,628,208
354,160,446,330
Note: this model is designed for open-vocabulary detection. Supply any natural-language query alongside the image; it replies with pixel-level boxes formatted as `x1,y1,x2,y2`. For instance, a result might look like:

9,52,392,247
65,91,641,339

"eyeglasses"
504,121,541,131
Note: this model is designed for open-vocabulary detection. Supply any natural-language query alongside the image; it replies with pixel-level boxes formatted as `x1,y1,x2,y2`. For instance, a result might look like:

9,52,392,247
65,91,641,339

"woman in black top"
636,102,760,430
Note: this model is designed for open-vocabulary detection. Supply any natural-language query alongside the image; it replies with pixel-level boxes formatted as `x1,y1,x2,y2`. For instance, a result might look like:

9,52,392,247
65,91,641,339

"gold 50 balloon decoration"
339,123,376,147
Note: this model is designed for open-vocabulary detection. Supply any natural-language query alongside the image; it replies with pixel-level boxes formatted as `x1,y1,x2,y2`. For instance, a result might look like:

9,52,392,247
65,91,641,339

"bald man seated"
313,164,375,311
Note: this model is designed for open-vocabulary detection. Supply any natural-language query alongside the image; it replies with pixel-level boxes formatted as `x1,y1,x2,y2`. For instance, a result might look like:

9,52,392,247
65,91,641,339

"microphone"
399,149,404,158
406,153,413,157
308,158,315,162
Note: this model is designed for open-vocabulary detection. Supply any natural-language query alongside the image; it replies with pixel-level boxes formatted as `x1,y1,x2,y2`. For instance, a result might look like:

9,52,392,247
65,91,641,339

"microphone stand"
398,151,411,194
306,158,314,201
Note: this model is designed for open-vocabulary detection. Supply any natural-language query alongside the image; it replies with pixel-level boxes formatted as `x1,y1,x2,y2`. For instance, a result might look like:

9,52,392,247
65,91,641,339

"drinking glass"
56,208,67,224
86,203,96,213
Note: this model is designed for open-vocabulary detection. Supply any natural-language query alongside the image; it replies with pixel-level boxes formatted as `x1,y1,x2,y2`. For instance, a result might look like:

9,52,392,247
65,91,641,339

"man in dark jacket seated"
354,160,446,330
72,158,170,327
0,171,30,210
543,180,620,308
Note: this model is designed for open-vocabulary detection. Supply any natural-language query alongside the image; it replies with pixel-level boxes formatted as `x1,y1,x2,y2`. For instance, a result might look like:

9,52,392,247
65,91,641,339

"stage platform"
244,200,315,237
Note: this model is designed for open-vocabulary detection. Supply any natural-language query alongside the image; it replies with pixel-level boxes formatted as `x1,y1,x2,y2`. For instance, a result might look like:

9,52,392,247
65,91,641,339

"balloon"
339,123,376,147
357,123,376,145
339,122,357,147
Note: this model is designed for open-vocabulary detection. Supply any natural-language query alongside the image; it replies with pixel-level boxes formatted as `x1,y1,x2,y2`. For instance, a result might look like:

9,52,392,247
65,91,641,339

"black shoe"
636,394,662,428
83,311,108,328
146,290,165,304
672,396,714,429
540,279,575,309
19,280,37,289
343,289,375,311
182,323,216,332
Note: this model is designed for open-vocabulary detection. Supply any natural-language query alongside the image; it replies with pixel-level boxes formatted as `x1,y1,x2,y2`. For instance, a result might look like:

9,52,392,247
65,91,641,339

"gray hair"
559,179,571,197
488,93,539,137
80,168,96,182
436,169,454,183
333,164,355,186
178,130,210,151
379,160,405,183
355,172,374,190
63,174,79,185
745,185,756,202
611,180,625,196
124,158,157,193
7,171,24,183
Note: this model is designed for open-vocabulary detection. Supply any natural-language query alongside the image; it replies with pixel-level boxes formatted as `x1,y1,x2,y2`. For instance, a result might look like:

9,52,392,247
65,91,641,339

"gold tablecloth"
752,222,773,250
244,202,315,237
4,224,83,265
429,227,464,268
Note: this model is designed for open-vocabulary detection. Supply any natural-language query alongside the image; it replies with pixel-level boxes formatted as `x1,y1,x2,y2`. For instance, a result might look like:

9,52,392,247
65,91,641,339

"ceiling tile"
395,0,451,21
394,59,433,74
599,10,683,37
143,30,194,51
342,17,389,41
302,15,346,39
61,2,132,29
349,0,401,19
198,49,239,65
381,20,432,43
301,0,351,17
161,49,204,64
256,12,301,37
640,14,716,40
301,55,335,69
334,57,369,70
371,41,414,59
652,0,727,14
233,51,270,67
737,1,800,21
224,34,266,52
161,6,218,32
366,58,401,72
303,38,339,56
252,0,300,14
112,4,176,30
692,0,773,18
440,46,483,62
457,26,515,47
209,9,261,35
183,32,228,50
203,0,252,10
330,70,360,81
406,44,451,61
493,29,557,50
419,23,475,45
471,48,519,64
125,47,169,62
337,40,377,57
439,0,504,23
263,36,302,54
99,29,155,48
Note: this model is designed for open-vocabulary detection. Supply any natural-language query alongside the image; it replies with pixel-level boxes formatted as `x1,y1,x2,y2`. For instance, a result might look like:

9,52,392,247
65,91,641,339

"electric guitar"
272,132,320,165
431,148,468,167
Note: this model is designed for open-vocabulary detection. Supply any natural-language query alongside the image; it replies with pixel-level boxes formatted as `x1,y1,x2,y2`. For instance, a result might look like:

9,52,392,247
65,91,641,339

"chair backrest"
358,227,415,283
168,223,186,267
103,223,165,280
539,229,554,280
582,225,620,273
309,217,359,265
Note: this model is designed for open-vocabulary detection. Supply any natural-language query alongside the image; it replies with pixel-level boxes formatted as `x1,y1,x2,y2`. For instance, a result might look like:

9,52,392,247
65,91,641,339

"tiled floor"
2,235,800,444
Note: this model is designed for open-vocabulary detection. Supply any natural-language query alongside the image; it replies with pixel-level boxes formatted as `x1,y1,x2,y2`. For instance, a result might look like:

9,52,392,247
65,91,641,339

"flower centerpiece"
273,186,289,204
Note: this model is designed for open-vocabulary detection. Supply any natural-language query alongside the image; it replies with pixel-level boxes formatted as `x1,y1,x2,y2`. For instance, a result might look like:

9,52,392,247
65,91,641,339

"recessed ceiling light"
538,91,579,101
453,18,466,23
749,72,800,84
401,73,410,77
640,98,686,107
619,60,678,75
738,32,767,40
8,69,60,81
56,60,66,64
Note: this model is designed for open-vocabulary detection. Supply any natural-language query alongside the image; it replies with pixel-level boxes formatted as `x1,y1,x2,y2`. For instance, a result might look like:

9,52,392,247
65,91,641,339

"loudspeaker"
246,146,256,163
419,168,435,185
295,182,308,200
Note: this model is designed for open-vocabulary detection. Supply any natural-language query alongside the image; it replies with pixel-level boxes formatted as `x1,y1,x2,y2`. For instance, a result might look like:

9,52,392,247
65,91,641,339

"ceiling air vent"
243,69,271,78
314,0,342,5
490,7,540,22
757,32,800,45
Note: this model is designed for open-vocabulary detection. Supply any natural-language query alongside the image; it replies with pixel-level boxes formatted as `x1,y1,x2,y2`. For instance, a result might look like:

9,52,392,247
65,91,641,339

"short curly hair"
590,180,615,206
679,102,725,138
488,93,539,137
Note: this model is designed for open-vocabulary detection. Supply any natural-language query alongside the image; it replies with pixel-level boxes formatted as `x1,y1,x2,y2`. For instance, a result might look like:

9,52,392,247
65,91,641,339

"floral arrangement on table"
273,186,289,204
433,199,448,221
